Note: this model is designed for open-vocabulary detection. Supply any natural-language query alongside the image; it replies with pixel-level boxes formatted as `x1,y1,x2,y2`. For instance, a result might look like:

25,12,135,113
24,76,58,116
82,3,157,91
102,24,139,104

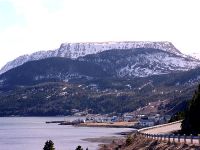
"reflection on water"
0,117,133,150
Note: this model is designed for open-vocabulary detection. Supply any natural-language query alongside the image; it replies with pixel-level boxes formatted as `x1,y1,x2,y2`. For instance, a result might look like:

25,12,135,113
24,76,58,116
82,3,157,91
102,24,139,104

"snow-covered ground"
118,52,200,77
0,41,181,74
1,41,200,78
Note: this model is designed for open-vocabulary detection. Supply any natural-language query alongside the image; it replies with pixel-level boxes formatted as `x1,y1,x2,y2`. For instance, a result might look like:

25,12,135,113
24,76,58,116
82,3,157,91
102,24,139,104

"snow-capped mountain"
1,48,200,89
117,52,200,77
0,50,57,75
1,48,200,116
80,48,200,77
0,41,184,74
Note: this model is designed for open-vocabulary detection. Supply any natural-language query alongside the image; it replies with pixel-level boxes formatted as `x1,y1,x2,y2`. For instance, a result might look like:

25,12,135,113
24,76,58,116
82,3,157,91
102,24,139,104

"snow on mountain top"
0,41,186,75
59,41,181,56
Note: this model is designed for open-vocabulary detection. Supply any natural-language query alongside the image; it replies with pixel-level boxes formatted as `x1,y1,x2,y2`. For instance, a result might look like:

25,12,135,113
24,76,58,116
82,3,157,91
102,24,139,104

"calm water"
0,117,133,150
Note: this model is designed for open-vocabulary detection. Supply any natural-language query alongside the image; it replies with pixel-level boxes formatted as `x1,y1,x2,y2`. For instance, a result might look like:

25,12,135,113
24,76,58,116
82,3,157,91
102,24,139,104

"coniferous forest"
181,84,200,135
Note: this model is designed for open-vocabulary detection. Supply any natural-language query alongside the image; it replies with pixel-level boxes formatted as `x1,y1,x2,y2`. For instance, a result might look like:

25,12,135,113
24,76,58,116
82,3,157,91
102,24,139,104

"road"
140,121,200,145
141,122,181,134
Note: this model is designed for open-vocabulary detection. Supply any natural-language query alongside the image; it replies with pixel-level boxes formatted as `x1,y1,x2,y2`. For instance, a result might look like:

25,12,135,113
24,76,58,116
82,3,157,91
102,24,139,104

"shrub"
43,140,55,150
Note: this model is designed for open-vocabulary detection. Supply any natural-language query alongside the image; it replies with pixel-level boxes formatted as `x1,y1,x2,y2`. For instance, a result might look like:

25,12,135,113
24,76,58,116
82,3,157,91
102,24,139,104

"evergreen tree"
43,140,55,150
181,84,200,135
75,145,83,150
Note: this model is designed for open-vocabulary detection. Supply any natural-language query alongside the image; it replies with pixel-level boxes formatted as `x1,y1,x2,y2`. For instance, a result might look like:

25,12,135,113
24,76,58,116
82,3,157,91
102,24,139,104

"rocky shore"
99,134,200,150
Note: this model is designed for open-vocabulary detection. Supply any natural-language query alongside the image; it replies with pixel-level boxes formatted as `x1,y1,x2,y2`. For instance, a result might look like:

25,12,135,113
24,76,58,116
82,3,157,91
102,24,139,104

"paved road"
141,122,181,134
140,122,200,145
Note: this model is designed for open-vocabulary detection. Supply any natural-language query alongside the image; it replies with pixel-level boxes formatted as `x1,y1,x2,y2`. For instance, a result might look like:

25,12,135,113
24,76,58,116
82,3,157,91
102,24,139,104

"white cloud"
0,0,200,68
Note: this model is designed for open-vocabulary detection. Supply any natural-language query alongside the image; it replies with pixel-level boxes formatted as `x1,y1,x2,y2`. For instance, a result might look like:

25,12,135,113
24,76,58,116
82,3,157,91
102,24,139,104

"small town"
56,107,171,129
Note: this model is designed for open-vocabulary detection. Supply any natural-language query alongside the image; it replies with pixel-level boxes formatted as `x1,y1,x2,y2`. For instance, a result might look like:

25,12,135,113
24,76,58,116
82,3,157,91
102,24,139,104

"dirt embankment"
78,121,137,128
99,134,200,150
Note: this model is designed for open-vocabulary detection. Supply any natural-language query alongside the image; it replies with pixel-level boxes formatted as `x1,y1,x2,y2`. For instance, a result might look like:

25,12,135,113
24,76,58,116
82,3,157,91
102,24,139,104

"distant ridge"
0,41,182,74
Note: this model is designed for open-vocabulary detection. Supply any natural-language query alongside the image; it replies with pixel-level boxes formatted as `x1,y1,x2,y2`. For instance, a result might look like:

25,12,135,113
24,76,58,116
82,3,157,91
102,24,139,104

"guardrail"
137,120,200,145
138,132,200,145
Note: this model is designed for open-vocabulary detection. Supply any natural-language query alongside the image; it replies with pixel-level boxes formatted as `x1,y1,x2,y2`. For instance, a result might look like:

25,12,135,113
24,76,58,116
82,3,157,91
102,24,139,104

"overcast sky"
0,0,200,68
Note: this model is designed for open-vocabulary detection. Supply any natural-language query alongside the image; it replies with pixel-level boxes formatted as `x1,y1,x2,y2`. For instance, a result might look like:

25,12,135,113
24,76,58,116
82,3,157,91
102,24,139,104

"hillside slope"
0,41,188,74
0,48,200,116
1,48,200,90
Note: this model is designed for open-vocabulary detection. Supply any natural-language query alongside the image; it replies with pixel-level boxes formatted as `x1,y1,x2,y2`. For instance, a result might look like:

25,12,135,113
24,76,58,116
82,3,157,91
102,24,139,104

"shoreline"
82,129,136,149
82,136,123,144
0,117,133,150
76,121,138,128
96,121,185,149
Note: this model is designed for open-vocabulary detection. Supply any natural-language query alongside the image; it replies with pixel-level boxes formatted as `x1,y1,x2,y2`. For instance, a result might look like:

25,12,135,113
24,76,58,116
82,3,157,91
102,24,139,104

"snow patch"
118,52,200,77
0,41,181,74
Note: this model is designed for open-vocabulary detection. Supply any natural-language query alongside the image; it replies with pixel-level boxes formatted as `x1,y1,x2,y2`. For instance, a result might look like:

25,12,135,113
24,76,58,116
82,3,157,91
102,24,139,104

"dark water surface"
0,117,133,150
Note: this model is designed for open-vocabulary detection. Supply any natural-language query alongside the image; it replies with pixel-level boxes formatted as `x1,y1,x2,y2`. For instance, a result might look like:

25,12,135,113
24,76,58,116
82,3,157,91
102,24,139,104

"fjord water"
0,117,132,150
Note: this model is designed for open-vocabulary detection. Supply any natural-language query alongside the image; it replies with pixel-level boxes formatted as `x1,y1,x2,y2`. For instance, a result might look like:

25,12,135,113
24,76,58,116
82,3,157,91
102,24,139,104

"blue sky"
0,0,200,68
0,0,24,31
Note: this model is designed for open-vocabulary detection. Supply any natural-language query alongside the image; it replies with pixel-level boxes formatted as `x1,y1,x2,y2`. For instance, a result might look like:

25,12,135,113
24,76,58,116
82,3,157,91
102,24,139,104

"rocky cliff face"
0,41,184,74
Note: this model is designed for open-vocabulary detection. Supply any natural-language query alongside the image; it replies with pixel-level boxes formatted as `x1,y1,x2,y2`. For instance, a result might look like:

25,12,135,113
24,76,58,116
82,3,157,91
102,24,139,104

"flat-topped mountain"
0,48,200,90
0,42,200,116
0,41,184,74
